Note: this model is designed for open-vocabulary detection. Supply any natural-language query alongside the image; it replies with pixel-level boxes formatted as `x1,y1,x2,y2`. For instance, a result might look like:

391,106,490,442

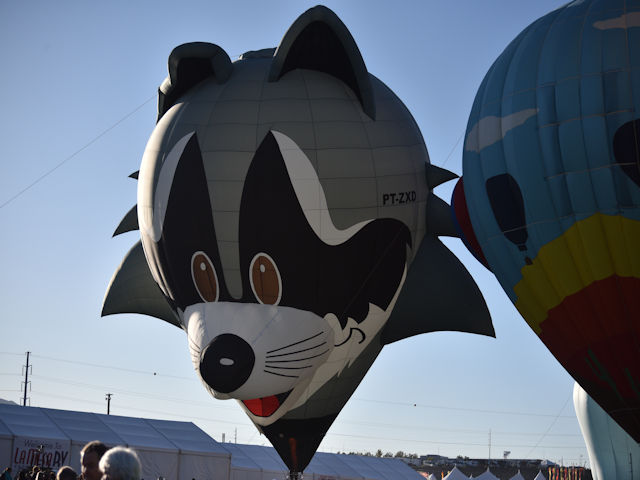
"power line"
353,398,575,419
30,354,195,381
12,352,584,458
0,95,155,210
30,390,251,428
324,431,585,451
325,418,582,438
29,367,574,420
22,354,575,420
525,390,573,457
30,373,235,410
29,374,582,439
438,130,465,169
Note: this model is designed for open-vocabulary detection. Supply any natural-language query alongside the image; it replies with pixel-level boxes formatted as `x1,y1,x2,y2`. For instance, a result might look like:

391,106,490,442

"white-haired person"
98,447,141,480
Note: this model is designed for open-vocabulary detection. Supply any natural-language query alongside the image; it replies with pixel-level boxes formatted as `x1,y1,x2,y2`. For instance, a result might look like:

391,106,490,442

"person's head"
55,467,76,480
98,447,141,480
81,441,108,480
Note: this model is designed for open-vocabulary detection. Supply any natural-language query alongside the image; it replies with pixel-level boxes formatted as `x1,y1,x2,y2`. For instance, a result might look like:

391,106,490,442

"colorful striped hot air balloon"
453,0,640,442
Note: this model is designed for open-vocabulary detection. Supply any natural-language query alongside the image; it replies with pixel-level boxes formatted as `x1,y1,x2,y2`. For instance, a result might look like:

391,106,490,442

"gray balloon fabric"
103,5,493,475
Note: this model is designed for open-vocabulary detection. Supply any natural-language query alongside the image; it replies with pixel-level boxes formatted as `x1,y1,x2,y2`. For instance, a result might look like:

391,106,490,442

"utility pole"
21,351,31,406
488,429,492,467
105,393,112,415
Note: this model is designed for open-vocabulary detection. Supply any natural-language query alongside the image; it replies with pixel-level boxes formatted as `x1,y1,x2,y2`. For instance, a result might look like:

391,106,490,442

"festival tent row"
442,467,542,480
0,404,424,480
224,444,423,480
0,403,231,479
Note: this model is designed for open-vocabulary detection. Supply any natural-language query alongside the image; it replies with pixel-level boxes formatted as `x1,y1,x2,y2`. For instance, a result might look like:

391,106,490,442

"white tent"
533,471,547,480
0,413,15,470
573,382,640,480
0,404,430,480
146,419,231,480
221,442,263,480
305,451,365,480
99,413,180,480
443,466,469,480
301,454,424,480
474,468,499,480
305,453,350,479
223,443,286,480
337,455,381,480
0,404,231,480
364,457,423,480
41,408,124,474
508,470,525,480
0,404,72,472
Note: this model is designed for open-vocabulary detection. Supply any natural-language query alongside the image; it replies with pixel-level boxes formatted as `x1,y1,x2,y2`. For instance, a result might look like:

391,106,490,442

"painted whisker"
266,331,324,354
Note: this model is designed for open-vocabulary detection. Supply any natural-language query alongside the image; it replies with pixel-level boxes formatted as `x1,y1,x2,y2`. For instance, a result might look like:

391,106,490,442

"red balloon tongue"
243,395,280,417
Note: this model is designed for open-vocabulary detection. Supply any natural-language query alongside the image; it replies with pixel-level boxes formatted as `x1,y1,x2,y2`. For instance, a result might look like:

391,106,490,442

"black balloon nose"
199,334,255,393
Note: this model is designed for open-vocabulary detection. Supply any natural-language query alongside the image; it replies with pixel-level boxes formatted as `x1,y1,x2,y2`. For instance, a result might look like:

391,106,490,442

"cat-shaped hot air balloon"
103,6,493,477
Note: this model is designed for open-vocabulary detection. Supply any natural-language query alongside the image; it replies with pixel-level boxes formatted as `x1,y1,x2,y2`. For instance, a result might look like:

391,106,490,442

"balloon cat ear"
102,241,179,327
269,5,375,120
158,42,233,121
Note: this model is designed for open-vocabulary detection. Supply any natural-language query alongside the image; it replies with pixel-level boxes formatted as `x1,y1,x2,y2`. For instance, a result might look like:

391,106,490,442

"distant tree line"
335,450,419,459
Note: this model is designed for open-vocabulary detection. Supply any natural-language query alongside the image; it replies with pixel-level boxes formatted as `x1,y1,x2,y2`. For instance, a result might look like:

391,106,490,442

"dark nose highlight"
199,333,255,393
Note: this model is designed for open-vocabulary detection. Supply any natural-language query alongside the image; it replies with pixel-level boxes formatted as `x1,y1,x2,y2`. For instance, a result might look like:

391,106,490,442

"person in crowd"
18,467,31,480
98,447,141,480
80,441,108,480
0,468,12,480
55,466,76,480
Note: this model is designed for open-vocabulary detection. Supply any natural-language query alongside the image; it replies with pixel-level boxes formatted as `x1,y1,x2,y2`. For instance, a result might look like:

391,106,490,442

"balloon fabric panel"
104,6,494,475
458,0,640,442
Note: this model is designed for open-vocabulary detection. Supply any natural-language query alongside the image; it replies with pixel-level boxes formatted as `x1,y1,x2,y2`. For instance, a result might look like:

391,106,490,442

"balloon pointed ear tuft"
158,42,233,121
269,6,375,119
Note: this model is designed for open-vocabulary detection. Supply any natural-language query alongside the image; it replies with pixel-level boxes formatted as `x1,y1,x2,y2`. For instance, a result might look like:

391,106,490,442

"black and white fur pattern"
139,129,411,425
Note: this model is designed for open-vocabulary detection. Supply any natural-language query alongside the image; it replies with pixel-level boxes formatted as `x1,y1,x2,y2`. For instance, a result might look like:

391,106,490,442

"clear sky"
0,0,590,467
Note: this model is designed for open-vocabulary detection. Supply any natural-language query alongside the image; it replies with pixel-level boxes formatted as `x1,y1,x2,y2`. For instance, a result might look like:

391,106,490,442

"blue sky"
0,0,590,466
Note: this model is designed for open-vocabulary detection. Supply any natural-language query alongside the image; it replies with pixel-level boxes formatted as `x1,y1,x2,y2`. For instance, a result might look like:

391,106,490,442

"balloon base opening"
286,472,302,479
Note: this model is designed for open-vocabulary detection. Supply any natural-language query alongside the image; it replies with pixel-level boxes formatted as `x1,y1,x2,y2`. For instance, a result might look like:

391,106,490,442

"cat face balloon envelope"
103,6,493,474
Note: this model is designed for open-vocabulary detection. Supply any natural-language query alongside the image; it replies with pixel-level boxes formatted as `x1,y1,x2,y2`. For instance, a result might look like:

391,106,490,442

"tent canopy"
0,405,424,480
508,471,525,480
0,404,67,440
0,404,230,480
475,468,499,480
443,466,470,480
